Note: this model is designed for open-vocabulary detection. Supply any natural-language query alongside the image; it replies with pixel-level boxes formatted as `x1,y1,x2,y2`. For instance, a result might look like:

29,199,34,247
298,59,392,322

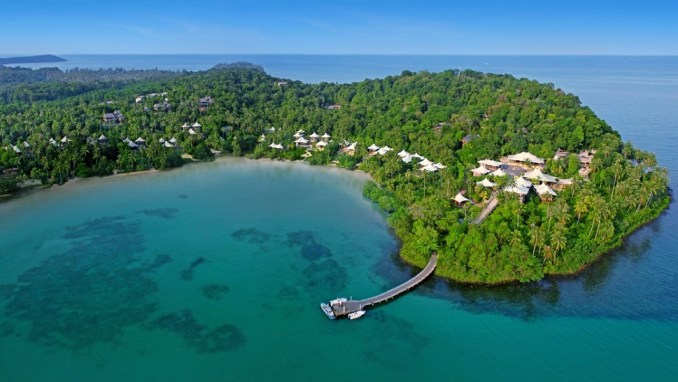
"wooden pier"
329,254,437,317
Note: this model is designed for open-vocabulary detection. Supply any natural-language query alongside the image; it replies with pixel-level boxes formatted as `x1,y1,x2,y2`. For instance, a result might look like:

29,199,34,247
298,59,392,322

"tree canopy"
0,64,669,284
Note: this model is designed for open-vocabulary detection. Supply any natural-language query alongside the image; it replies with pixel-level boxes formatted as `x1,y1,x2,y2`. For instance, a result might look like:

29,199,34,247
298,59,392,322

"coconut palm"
610,157,625,197
574,196,589,223
550,223,567,262
529,224,546,257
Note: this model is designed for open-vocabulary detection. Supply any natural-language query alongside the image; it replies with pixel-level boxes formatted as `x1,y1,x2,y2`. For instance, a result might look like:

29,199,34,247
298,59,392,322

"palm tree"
529,224,546,257
597,220,615,243
574,196,589,223
591,201,613,240
610,157,625,197
513,200,525,227
550,223,567,262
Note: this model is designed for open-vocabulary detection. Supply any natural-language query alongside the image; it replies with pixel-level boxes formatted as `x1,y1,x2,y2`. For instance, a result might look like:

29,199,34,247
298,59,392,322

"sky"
1,0,677,55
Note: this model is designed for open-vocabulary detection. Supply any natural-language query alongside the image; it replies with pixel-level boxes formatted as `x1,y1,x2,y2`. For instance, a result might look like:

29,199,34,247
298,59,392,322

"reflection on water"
412,213,678,321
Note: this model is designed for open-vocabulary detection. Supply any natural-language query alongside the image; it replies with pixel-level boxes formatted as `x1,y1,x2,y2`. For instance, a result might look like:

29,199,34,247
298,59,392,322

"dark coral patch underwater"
286,231,332,261
0,215,170,349
137,208,180,219
201,284,230,300
149,309,245,353
231,227,272,244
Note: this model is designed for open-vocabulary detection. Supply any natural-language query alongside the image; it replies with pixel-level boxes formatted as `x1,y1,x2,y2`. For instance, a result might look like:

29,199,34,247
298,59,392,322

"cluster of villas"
102,110,126,124
134,91,168,103
265,129,333,155
463,150,596,203
8,121,208,153
134,92,171,112
367,144,447,172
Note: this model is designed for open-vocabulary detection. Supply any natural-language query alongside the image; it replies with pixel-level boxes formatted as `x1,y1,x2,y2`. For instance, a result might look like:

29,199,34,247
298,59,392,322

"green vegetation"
0,54,66,65
0,65,669,284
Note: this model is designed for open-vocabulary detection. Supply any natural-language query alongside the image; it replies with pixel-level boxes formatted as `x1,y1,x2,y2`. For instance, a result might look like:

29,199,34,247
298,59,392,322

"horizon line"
3,53,678,57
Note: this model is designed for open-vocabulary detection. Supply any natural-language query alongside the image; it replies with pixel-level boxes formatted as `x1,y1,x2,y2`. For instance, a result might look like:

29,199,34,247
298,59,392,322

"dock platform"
328,254,437,317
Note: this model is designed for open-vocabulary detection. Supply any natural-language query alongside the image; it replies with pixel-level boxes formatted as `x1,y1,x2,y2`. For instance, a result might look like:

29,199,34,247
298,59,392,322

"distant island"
0,54,66,65
0,63,670,284
212,62,265,72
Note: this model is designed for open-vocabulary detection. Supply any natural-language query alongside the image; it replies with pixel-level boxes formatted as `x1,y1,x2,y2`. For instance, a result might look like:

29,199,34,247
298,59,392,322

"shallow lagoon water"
1,158,676,381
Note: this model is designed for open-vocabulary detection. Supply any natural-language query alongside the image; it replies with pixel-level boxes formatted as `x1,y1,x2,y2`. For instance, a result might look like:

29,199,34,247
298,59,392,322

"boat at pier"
320,303,335,319
348,310,366,320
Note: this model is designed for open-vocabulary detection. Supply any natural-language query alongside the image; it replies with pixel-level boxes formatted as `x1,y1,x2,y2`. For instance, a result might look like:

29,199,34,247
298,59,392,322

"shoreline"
0,168,161,204
0,154,670,287
0,156,373,203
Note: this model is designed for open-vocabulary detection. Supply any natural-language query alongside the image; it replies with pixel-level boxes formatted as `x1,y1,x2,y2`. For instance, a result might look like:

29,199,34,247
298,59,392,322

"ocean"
1,55,677,381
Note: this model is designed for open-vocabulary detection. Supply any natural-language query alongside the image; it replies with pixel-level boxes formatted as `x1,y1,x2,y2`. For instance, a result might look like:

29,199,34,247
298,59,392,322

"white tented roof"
471,166,491,175
397,150,410,158
421,164,438,172
309,132,319,138
368,144,380,151
507,151,545,164
491,168,508,177
503,185,531,196
535,184,557,196
477,178,496,188
515,176,533,188
377,147,392,156
454,193,470,203
418,158,433,167
524,168,558,183
478,159,503,168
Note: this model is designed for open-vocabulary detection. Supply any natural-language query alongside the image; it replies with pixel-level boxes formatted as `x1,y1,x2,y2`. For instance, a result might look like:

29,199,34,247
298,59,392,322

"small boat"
329,297,347,306
320,303,335,320
348,310,366,320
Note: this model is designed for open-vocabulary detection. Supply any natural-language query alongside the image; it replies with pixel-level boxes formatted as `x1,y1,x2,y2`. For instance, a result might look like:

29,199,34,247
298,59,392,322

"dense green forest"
0,64,670,283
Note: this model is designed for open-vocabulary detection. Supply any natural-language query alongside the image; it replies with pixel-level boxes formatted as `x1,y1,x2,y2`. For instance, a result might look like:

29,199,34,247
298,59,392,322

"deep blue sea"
1,55,677,381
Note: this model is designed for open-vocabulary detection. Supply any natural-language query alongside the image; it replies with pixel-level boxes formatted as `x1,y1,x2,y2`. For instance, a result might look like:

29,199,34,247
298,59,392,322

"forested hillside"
0,65,669,283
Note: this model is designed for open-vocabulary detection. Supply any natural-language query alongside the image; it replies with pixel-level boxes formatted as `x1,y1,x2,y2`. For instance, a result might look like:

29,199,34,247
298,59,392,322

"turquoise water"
1,56,678,381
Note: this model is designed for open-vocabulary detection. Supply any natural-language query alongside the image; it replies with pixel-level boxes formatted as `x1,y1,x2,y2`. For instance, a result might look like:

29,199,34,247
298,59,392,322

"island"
0,64,670,284
0,54,66,65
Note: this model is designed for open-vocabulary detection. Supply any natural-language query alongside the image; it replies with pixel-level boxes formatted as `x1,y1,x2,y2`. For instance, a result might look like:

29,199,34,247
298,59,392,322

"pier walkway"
473,193,498,225
330,254,437,317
